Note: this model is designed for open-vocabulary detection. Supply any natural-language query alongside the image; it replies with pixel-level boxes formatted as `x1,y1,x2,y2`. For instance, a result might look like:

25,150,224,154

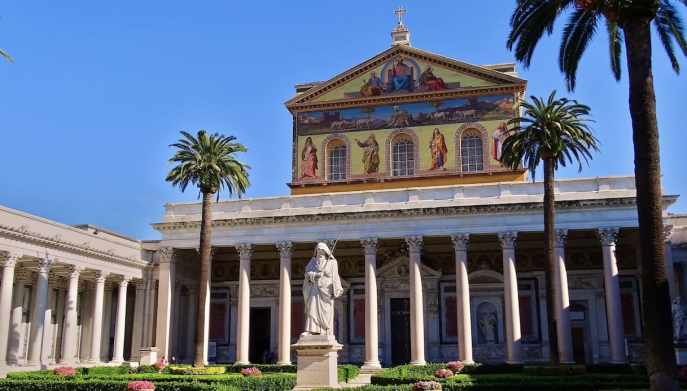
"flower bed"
168,366,226,376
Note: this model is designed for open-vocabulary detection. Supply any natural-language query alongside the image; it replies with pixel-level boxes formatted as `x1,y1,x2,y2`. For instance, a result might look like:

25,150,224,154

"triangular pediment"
287,45,525,109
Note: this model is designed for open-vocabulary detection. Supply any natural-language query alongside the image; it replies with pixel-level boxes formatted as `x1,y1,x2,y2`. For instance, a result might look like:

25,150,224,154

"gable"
287,45,525,108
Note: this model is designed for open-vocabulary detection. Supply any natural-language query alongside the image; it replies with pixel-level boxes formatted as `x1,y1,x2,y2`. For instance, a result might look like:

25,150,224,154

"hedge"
224,364,296,373
337,364,360,383
168,366,227,375
0,380,235,391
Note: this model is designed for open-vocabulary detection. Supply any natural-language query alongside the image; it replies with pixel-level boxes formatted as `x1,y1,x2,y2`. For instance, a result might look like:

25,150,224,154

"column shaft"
0,256,18,365
361,238,381,370
451,234,473,364
7,276,25,364
554,230,574,363
155,248,175,359
235,243,252,365
406,236,425,366
59,267,80,364
112,279,129,363
130,282,145,361
89,273,106,363
499,232,522,364
598,228,625,363
27,257,52,365
276,241,292,365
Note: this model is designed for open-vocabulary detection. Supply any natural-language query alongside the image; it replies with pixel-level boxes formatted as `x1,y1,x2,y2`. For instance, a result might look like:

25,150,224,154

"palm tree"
500,92,598,365
166,130,250,367
507,1,686,388
1,48,12,62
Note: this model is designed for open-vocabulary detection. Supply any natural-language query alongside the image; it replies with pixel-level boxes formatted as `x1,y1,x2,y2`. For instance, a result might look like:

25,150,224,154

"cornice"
0,223,147,268
153,196,644,232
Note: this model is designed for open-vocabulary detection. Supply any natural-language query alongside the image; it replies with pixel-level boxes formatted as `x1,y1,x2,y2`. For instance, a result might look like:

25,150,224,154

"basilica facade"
1,21,687,374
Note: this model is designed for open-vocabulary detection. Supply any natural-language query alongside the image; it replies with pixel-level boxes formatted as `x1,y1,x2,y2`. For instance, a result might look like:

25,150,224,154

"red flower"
240,367,262,377
54,367,76,377
128,380,155,391
434,368,453,379
446,361,465,374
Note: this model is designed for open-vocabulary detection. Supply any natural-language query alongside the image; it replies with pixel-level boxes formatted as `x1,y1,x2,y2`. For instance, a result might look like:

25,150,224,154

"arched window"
327,141,347,181
391,134,415,177
461,131,484,172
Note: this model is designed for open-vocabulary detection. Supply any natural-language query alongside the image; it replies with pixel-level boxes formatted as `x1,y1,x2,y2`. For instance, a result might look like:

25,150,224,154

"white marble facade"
1,176,687,372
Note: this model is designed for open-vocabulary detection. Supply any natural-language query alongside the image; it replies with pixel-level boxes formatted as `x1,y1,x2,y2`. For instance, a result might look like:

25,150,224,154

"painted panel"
295,120,509,180
312,57,496,102
296,94,514,135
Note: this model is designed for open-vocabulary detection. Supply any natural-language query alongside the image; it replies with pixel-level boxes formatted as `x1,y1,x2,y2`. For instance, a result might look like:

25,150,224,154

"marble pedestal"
292,334,343,390
139,347,159,366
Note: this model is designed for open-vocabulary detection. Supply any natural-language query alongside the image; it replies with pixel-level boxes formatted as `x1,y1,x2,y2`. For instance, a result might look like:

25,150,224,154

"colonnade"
222,227,630,366
0,253,145,368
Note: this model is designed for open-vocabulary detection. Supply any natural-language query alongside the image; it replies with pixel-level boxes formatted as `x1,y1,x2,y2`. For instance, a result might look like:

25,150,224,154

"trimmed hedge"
0,380,233,391
168,366,226,375
224,364,296,373
337,364,360,383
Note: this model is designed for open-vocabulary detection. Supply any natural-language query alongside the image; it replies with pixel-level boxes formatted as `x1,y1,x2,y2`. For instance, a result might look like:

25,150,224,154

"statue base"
292,334,343,390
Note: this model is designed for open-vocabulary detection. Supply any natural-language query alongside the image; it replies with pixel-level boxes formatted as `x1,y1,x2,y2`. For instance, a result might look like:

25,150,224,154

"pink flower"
434,368,453,379
446,361,465,374
240,367,262,377
154,356,167,371
128,380,155,391
412,381,442,391
54,367,77,377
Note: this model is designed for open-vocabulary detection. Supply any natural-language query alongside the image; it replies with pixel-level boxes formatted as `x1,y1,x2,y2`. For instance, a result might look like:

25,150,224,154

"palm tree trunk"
194,191,214,367
624,19,677,391
543,156,559,365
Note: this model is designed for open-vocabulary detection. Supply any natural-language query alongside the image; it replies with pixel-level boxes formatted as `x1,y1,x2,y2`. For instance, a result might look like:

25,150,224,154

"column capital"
2,253,20,268
361,238,378,255
158,247,175,264
276,241,293,258
450,233,470,251
555,229,568,248
405,236,423,253
498,231,518,250
664,225,674,243
67,266,83,279
37,254,54,273
598,227,619,246
119,276,131,287
94,270,108,284
237,243,253,258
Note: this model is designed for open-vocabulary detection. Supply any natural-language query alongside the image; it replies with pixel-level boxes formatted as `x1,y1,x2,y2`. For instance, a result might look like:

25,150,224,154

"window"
327,143,347,181
461,132,484,172
392,135,415,176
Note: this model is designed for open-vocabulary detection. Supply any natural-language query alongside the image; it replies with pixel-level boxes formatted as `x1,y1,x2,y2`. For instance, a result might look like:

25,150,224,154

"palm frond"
499,91,599,181
0,48,13,63
655,0,687,73
559,7,600,90
606,19,623,80
166,130,250,199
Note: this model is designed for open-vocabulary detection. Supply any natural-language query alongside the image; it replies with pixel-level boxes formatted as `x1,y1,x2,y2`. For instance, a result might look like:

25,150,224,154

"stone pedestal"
139,347,159,366
292,334,343,390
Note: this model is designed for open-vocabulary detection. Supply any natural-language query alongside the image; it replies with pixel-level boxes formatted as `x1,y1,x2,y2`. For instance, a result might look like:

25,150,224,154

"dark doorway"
572,325,587,364
249,307,271,363
390,298,411,365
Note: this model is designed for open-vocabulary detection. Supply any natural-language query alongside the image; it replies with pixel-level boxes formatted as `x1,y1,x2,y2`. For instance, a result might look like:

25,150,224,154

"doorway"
571,325,587,364
249,307,271,363
390,298,411,365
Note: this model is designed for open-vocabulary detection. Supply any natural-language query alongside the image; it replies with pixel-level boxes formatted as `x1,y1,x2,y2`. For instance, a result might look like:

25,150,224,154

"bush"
413,380,442,390
239,367,261,377
168,367,226,376
447,362,464,374
82,365,131,376
53,367,77,378
128,381,155,390
224,364,296,373
0,380,227,391
337,364,360,383
434,369,453,379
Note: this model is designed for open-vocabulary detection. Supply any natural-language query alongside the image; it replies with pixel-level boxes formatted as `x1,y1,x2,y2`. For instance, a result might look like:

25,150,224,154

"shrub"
53,367,77,378
446,362,464,374
337,364,360,383
128,380,155,390
82,366,130,376
168,366,226,376
239,367,262,377
135,366,160,374
225,364,296,373
434,368,453,379
155,357,168,372
412,380,442,390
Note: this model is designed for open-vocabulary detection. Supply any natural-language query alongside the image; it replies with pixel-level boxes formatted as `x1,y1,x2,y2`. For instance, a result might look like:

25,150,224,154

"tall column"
0,254,18,365
664,225,678,300
130,280,145,361
155,248,175,359
112,277,129,363
59,266,81,365
451,234,473,364
27,256,53,366
235,243,252,365
185,288,197,362
554,229,574,364
89,271,106,363
405,236,426,365
142,269,154,348
7,274,26,364
361,238,381,370
276,241,293,366
499,231,522,364
598,227,626,363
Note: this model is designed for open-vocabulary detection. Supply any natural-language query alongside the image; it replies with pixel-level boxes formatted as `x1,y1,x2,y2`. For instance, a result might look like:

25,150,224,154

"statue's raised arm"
302,242,343,336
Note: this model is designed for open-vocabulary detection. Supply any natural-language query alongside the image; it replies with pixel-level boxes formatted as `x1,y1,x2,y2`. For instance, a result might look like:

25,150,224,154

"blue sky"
0,1,685,239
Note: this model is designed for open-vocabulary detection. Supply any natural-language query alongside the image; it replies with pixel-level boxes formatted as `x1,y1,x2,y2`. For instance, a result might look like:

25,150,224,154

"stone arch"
321,134,351,182
385,128,420,177
455,123,490,174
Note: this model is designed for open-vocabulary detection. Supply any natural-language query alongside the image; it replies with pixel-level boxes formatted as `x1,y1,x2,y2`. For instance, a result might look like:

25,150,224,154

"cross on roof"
394,6,406,27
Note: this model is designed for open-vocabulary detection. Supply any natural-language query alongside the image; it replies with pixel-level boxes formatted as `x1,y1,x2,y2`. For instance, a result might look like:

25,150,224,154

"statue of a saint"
302,242,343,336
